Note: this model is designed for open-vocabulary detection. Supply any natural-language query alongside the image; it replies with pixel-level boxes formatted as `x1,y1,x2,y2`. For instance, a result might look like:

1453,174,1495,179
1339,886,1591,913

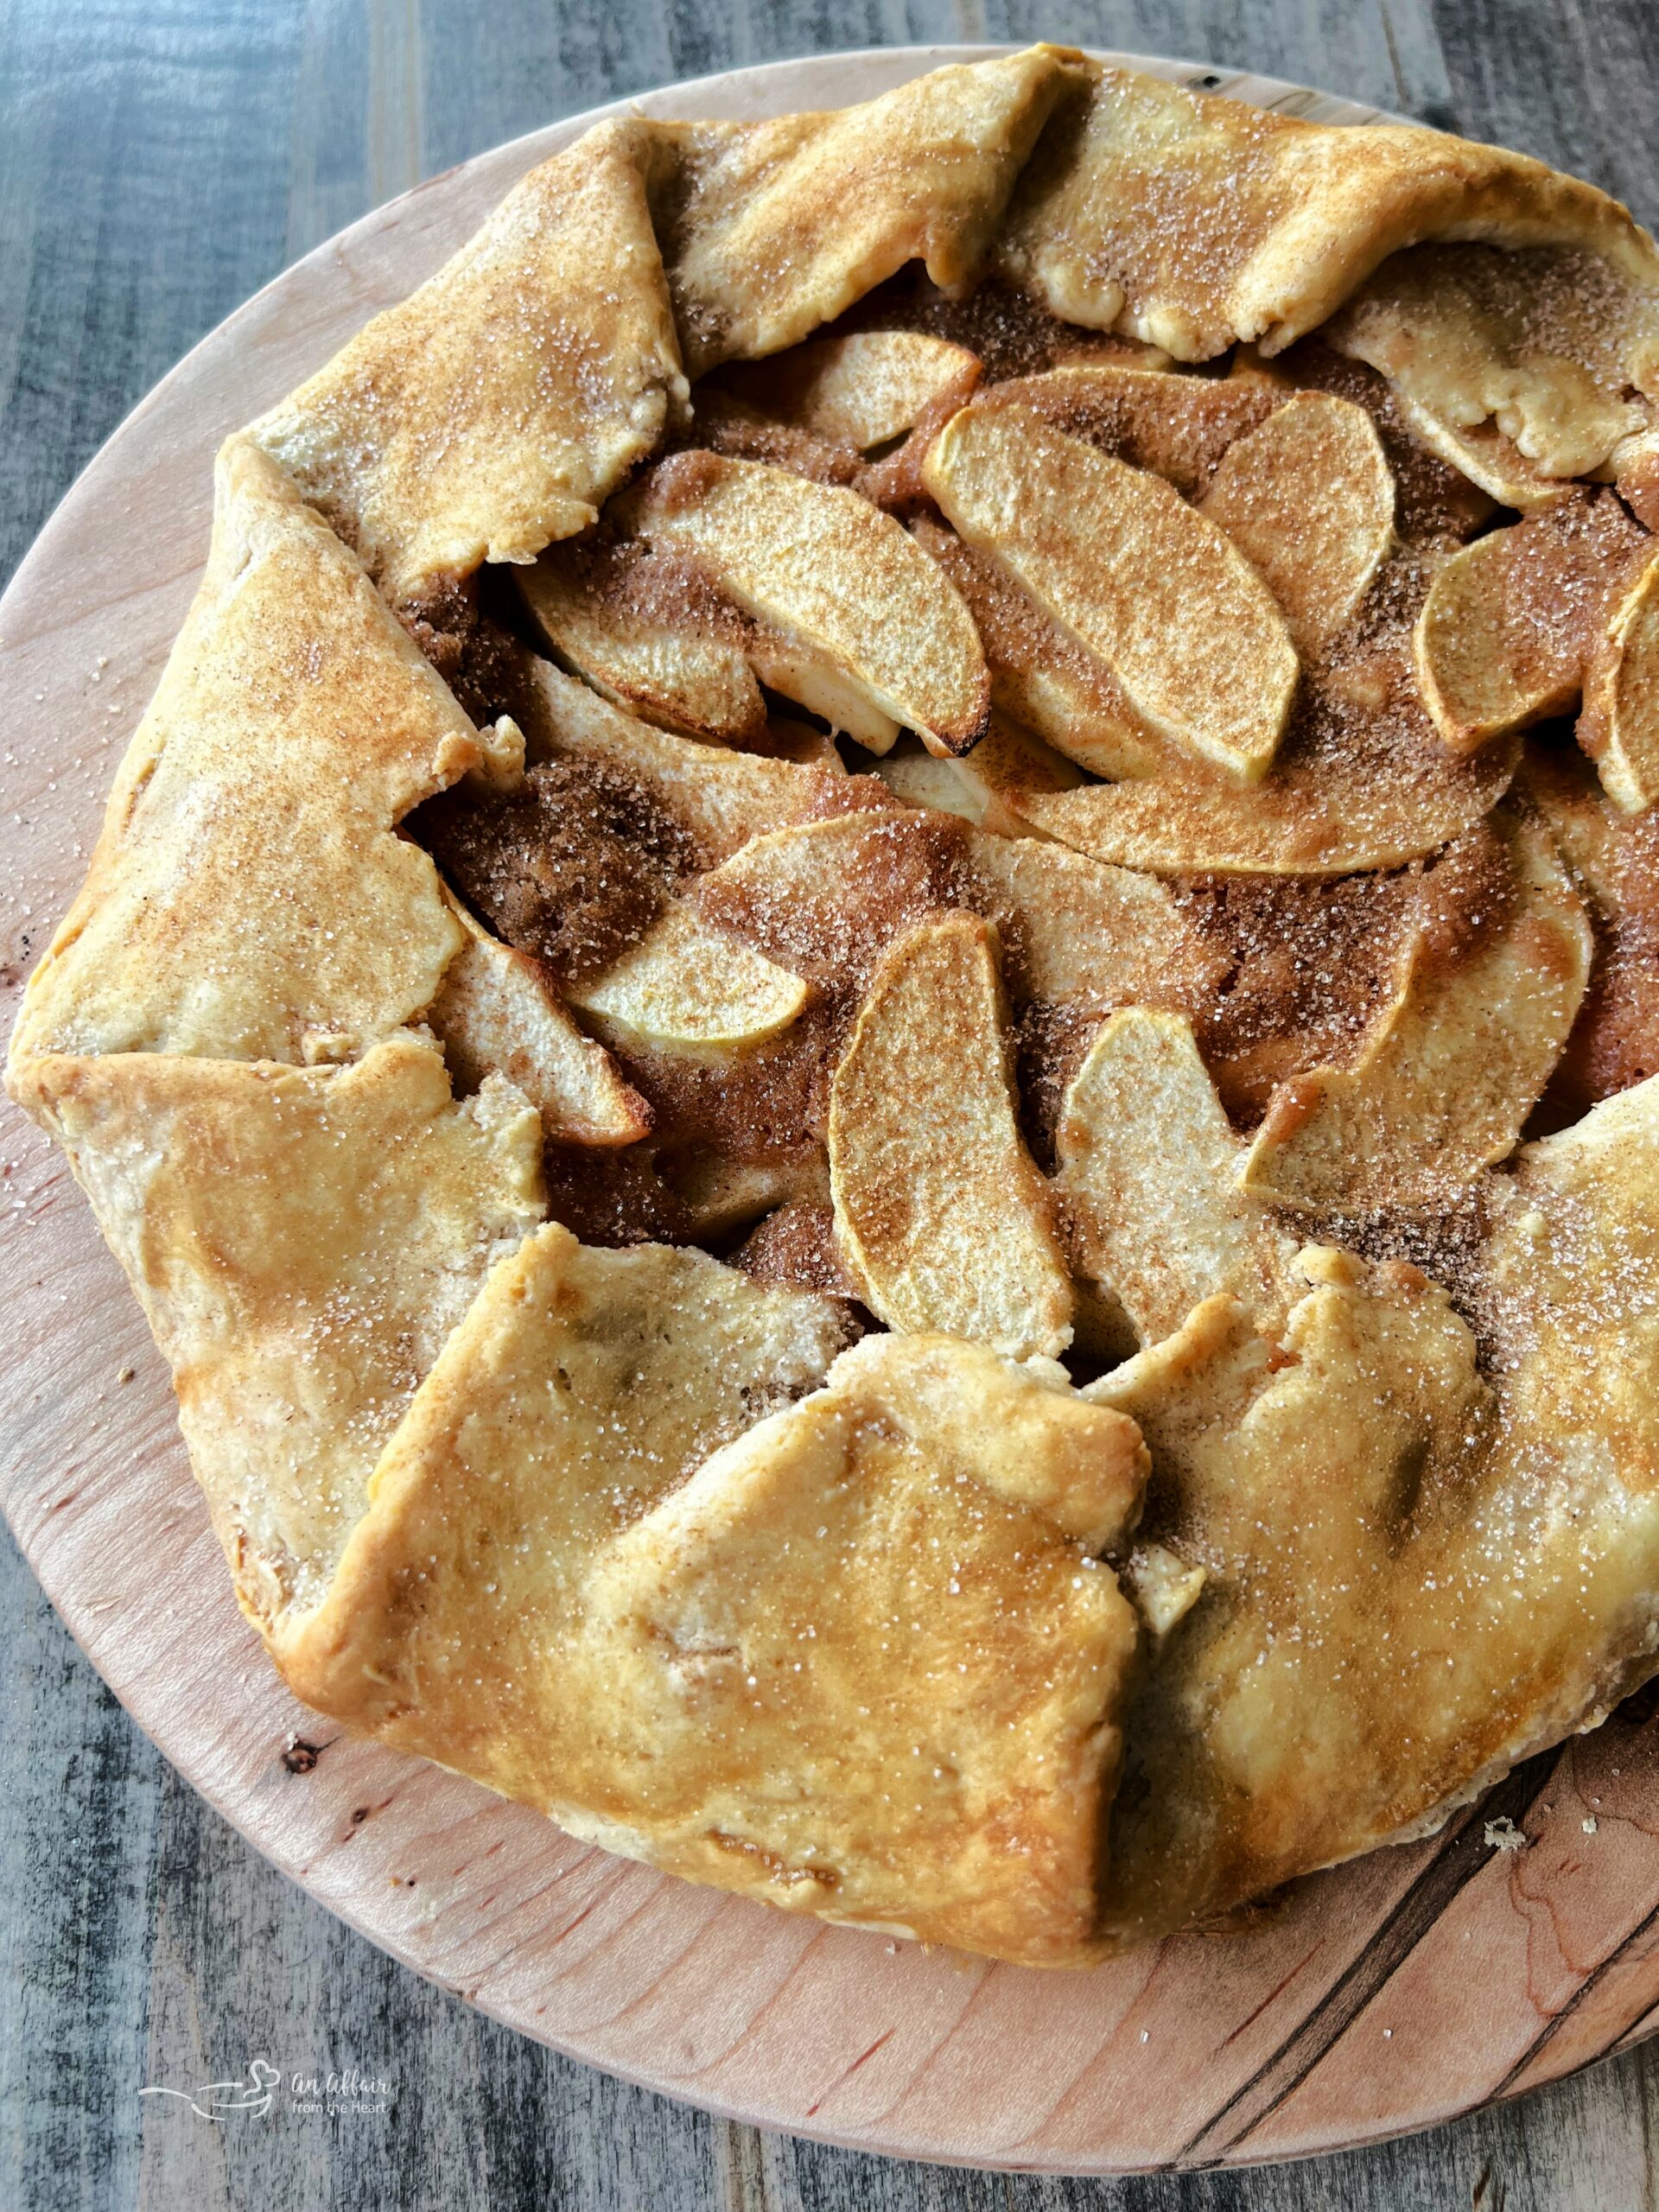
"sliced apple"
1012,734,1518,877
1197,393,1395,658
567,901,810,1053
871,718,1083,836
428,898,651,1145
1414,494,1650,754
1011,545,1521,875
828,913,1073,1360
698,809,1224,1016
960,830,1228,1014
1239,814,1591,1211
655,1147,808,1240
971,364,1279,497
523,661,876,864
1053,1008,1295,1348
922,402,1299,783
1580,546,1659,813
711,331,981,451
620,453,989,758
910,515,1177,779
518,539,766,747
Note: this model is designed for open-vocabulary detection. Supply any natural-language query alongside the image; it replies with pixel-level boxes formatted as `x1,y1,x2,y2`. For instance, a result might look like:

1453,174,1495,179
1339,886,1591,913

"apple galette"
16,47,1659,1967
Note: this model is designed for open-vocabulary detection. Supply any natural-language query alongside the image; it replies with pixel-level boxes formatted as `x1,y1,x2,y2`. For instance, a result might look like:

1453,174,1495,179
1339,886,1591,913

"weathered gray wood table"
4,3,1659,2205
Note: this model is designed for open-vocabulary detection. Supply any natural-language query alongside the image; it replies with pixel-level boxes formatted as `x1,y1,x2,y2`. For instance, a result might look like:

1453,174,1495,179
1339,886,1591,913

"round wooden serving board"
5,44,1659,2178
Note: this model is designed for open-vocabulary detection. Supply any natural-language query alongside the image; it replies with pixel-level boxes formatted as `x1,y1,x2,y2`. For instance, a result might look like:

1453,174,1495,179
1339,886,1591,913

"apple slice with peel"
518,539,766,747
1197,392,1395,658
711,331,981,451
1239,814,1591,1211
428,896,651,1144
1054,1007,1296,1348
567,901,809,1053
1580,546,1659,814
620,453,989,758
922,402,1298,783
829,912,1074,1361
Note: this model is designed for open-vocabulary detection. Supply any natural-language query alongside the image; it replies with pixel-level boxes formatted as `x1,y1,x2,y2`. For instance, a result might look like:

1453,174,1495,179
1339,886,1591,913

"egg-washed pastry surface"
12,48,1659,1968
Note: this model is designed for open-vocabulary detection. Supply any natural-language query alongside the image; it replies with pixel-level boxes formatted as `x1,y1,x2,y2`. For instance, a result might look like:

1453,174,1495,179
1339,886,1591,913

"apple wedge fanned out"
872,720,1083,836
1580,545,1659,813
619,453,989,757
711,330,981,451
910,515,1177,780
567,901,810,1053
696,808,1225,1016
428,897,651,1145
921,401,1299,783
1413,493,1650,753
969,363,1279,498
1196,392,1395,658
519,539,766,747
828,914,1074,1360
520,661,882,863
1240,815,1592,1211
1011,549,1521,876
1054,1008,1296,1348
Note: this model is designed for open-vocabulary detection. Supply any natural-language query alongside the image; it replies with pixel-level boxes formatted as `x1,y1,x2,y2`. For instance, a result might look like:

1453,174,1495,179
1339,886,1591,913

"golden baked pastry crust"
12,48,1659,1970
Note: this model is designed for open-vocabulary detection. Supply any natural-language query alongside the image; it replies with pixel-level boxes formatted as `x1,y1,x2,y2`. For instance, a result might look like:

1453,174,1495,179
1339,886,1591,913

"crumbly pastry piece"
1328,243,1659,496
287,1271,1144,1963
251,121,689,604
18,48,1659,1972
14,1035,544,1643
10,439,492,1068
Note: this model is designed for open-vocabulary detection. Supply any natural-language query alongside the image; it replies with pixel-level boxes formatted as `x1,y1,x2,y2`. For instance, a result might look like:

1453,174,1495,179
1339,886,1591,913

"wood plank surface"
3,3,1659,2208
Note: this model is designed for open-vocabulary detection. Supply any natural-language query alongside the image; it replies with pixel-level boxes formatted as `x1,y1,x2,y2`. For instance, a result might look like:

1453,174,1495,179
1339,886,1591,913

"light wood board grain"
5,25,1659,2200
